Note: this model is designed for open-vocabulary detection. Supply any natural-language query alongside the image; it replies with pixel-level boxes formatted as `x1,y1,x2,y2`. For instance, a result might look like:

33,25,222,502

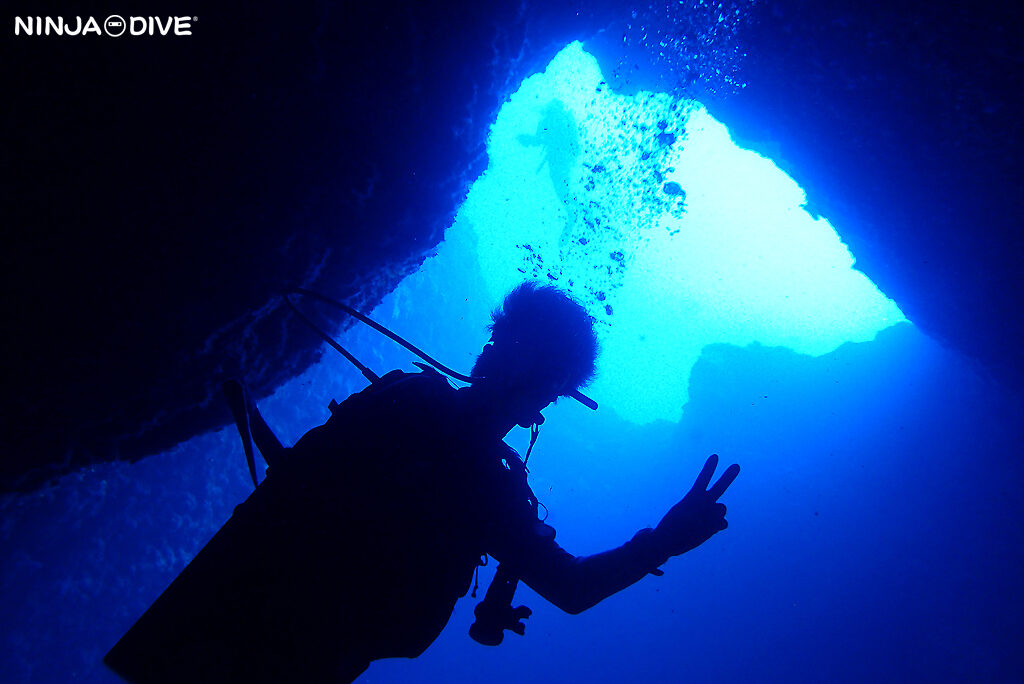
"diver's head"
471,282,598,428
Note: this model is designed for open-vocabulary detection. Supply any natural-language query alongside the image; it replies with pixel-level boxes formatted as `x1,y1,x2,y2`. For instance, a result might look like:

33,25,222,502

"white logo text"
14,16,195,37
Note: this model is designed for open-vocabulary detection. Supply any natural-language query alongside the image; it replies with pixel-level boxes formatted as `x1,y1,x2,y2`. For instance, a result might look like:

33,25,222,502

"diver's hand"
654,454,740,557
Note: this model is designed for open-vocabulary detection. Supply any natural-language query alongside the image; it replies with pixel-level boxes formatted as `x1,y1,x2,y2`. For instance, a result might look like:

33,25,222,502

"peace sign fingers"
689,454,740,501
708,462,741,501
691,453,720,494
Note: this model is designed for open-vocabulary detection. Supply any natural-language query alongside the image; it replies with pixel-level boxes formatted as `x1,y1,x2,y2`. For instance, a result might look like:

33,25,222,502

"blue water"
3,43,1023,683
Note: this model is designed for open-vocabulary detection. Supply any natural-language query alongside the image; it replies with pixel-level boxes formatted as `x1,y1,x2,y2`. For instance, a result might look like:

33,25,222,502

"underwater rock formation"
3,0,1021,491
3,0,617,490
700,0,1024,393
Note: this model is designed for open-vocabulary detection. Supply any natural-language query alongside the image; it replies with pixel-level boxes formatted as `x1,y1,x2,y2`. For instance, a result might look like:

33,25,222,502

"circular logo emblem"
104,15,126,37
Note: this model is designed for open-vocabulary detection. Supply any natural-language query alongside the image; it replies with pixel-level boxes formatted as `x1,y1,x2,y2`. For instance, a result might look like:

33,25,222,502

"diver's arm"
508,527,670,615
497,454,740,614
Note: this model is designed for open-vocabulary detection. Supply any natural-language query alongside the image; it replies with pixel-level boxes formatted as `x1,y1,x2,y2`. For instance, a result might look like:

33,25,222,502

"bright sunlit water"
454,42,904,423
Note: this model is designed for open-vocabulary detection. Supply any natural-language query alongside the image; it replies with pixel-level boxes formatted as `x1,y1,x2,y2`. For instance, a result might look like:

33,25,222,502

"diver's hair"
472,282,599,392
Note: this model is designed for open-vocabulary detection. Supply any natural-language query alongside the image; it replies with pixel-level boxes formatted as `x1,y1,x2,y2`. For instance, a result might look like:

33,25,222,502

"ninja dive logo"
14,15,195,37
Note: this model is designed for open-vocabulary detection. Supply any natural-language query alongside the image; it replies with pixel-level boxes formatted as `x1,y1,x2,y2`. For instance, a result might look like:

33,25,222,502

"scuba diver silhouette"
105,282,740,683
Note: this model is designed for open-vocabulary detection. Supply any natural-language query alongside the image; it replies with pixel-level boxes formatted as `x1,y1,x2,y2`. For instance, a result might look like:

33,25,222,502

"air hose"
284,287,598,410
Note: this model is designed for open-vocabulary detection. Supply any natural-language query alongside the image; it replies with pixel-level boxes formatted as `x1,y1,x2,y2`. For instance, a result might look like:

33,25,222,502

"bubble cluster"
618,0,755,99
504,74,696,324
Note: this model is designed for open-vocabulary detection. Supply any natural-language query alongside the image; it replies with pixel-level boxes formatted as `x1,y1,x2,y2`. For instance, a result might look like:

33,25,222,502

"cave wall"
2,0,618,490
4,0,1021,492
